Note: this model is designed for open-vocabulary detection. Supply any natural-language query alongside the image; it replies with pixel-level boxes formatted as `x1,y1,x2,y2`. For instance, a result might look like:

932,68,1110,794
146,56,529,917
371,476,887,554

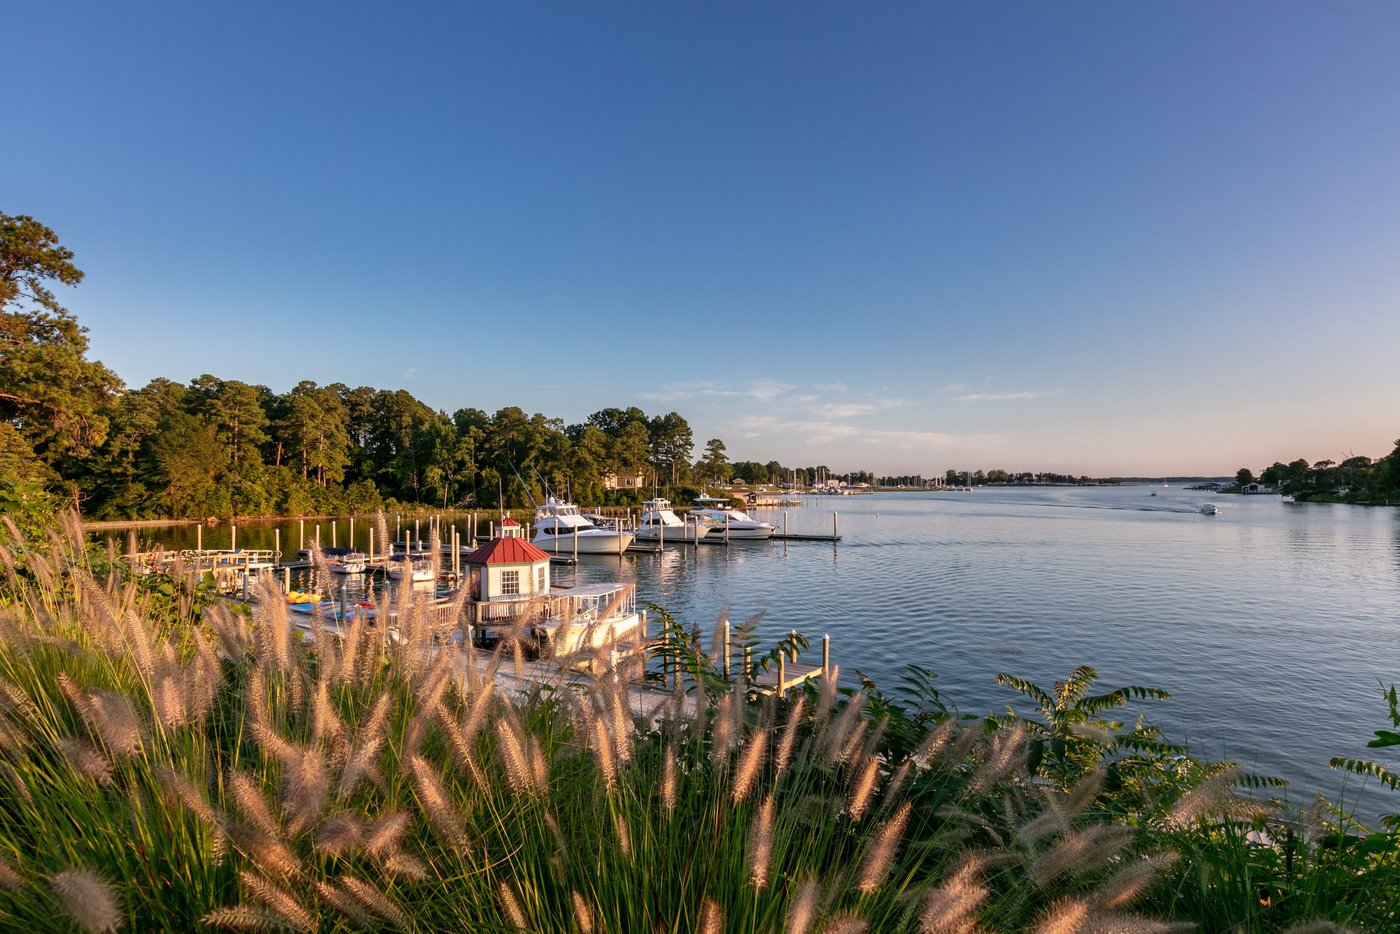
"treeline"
1235,447,1400,503
0,213,844,522
950,469,1104,486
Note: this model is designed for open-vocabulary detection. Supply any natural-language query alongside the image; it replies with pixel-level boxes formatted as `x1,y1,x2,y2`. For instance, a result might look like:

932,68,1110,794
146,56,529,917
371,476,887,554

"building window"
501,570,519,596
535,566,546,593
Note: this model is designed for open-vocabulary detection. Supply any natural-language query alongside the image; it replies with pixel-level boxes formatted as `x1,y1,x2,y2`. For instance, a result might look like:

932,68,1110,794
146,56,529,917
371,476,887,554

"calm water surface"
123,487,1400,819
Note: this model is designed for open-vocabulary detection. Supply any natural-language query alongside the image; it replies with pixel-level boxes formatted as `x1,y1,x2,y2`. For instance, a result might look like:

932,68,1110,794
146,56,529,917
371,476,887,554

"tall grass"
0,513,1393,931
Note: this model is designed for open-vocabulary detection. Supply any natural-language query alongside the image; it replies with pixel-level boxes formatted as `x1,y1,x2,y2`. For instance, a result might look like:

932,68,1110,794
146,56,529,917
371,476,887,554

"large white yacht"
532,498,636,554
634,498,713,542
689,495,776,540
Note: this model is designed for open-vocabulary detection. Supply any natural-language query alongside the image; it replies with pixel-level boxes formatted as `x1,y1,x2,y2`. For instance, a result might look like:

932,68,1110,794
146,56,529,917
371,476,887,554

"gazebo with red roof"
463,533,551,602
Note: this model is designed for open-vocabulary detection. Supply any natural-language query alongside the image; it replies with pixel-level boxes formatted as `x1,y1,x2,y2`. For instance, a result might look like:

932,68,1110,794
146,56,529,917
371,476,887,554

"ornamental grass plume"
57,736,113,785
748,794,775,889
591,710,618,790
699,897,723,934
380,850,429,882
822,692,865,766
1092,852,1177,910
339,875,409,930
408,754,468,847
775,694,806,777
1029,825,1137,888
495,716,534,795
204,905,292,931
229,769,280,839
919,854,988,934
571,890,594,934
858,801,913,894
732,726,768,804
238,870,316,933
1035,899,1090,934
362,810,411,858
51,868,122,934
662,744,678,812
846,754,881,821
0,856,23,890
712,691,735,762
79,686,145,758
823,915,870,934
1164,764,1245,829
967,722,1027,796
316,880,377,927
499,880,527,929
786,878,821,934
314,812,364,856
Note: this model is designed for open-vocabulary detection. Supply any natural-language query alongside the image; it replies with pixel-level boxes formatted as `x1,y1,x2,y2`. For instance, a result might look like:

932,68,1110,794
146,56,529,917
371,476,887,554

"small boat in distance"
1200,504,1220,516
532,498,635,554
689,495,776,540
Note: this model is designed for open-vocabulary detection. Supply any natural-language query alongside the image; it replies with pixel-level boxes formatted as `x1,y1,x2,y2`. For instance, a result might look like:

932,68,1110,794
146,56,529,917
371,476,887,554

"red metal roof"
463,537,549,565
500,517,520,527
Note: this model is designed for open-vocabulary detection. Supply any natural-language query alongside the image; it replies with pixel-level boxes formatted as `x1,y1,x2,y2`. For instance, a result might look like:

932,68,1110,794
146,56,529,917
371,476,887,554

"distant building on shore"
603,472,648,491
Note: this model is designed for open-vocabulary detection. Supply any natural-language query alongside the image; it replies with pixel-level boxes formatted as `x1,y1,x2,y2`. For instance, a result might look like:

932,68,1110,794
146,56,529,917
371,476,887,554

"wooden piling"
196,524,202,551
722,620,731,677
231,524,237,551
821,634,830,677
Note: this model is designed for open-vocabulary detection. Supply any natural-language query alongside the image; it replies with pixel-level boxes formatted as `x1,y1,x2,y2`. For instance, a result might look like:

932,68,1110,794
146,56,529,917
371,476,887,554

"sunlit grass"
0,513,1395,931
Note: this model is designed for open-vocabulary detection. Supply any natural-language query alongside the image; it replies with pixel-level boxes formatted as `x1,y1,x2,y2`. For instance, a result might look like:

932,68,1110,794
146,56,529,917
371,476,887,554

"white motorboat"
317,548,368,574
387,553,435,582
532,498,635,554
689,495,776,540
634,498,713,542
1200,503,1221,516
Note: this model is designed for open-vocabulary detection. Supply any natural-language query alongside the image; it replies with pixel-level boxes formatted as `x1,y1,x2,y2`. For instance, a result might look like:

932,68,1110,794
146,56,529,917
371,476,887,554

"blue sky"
7,2,1399,475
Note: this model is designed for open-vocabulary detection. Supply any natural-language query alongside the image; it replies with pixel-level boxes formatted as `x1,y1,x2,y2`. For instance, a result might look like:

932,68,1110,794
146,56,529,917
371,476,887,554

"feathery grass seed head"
858,801,913,894
51,868,122,933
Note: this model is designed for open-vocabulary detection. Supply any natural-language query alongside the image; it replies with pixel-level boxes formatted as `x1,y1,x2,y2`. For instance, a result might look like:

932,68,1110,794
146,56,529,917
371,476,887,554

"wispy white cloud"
813,382,849,393
729,415,1001,452
951,389,1063,403
402,367,419,380
814,398,906,419
636,379,798,403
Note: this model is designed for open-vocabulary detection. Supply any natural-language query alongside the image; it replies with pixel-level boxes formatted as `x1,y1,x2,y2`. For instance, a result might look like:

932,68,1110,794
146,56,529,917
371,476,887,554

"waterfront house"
603,472,648,491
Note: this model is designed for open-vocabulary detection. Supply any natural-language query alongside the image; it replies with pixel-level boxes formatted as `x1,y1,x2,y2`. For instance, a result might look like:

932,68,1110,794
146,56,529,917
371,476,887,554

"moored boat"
689,495,776,540
634,498,713,542
531,498,635,554
387,553,435,582
315,547,369,574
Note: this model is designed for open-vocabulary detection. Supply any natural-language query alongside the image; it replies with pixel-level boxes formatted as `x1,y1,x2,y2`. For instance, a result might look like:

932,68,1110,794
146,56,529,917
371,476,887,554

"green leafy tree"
649,411,694,486
151,408,228,517
1235,467,1254,486
699,437,729,486
273,381,350,486
83,378,188,518
0,213,121,467
994,665,1176,791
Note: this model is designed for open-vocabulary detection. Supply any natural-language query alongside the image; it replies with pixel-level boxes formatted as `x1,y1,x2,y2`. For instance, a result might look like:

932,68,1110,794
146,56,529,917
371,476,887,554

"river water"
112,486,1400,820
